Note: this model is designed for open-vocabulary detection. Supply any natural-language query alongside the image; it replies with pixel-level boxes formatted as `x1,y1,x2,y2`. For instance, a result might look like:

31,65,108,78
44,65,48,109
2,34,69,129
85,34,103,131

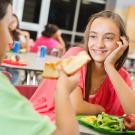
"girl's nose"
96,38,105,48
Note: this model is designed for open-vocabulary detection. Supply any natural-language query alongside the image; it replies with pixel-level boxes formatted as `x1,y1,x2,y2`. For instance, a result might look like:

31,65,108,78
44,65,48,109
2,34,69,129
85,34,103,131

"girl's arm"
16,29,32,50
53,30,66,53
105,65,135,114
104,37,135,114
70,86,104,115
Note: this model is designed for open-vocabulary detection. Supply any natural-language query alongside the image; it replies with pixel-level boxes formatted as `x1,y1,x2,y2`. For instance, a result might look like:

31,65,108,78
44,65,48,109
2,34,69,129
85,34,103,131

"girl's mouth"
91,49,108,55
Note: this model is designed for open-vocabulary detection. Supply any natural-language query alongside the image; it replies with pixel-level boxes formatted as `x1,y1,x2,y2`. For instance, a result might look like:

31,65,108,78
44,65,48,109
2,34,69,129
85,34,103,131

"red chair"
2,71,37,99
15,85,38,99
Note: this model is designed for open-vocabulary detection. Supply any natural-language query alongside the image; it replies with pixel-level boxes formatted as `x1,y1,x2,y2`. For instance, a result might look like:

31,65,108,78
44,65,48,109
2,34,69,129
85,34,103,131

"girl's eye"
89,35,96,39
105,37,113,41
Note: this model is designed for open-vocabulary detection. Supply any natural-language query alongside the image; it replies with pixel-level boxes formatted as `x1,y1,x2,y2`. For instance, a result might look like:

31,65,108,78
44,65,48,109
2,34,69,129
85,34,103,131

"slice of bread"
62,51,90,75
42,61,60,79
42,51,91,79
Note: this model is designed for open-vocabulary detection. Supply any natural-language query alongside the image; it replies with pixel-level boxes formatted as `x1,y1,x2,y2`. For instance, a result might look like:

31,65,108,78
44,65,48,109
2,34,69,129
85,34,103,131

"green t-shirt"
0,72,56,135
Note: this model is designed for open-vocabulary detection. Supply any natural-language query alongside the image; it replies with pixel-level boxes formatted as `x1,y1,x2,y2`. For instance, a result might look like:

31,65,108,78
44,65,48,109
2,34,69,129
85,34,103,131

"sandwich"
42,51,91,79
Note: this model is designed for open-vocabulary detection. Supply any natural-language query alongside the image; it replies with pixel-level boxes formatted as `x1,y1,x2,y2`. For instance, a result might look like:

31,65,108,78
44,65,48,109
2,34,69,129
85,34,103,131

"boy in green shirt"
0,0,79,135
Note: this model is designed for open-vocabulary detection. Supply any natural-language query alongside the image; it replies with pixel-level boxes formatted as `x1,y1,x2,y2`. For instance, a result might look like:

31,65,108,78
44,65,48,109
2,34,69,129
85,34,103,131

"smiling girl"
30,10,135,120
66,10,135,116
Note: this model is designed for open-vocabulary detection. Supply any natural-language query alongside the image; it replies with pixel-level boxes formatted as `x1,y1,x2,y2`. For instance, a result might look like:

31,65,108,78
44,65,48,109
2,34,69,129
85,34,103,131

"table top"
79,124,105,135
1,52,61,71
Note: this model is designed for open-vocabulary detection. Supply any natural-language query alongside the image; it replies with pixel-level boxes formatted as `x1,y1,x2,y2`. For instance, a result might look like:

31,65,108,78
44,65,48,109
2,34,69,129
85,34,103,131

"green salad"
91,112,125,131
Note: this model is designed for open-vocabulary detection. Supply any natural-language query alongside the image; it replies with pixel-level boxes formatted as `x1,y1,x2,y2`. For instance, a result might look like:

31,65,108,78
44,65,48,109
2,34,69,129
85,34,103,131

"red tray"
2,59,27,66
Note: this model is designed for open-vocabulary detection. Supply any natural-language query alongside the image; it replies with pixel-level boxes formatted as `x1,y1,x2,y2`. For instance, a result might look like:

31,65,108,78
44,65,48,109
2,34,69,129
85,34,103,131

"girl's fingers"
70,71,80,79
114,41,126,57
117,37,128,51
57,65,68,79
120,36,129,47
117,41,123,47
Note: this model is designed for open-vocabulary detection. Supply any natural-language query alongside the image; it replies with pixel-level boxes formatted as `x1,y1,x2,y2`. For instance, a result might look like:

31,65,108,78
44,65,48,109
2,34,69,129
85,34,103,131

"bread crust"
42,51,91,79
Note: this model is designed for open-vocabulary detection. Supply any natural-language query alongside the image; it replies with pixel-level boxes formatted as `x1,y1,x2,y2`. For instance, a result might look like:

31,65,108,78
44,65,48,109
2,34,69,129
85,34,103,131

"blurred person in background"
8,13,32,52
6,13,33,84
0,0,79,135
30,24,65,57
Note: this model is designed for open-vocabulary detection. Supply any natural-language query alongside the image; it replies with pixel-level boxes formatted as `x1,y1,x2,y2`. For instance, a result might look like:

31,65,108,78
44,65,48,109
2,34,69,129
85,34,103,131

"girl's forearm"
57,36,65,48
74,101,104,115
105,65,135,114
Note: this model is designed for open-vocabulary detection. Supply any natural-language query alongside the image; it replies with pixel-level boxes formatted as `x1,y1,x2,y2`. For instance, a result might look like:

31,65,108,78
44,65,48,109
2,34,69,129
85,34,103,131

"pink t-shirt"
64,47,132,116
30,36,59,52
79,66,132,116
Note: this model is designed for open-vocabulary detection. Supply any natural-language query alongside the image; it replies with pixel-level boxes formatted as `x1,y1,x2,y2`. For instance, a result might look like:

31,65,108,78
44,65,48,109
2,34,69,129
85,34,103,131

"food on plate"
42,51,91,79
123,114,135,130
78,113,135,133
15,55,20,62
81,115,97,124
93,112,125,131
2,54,26,66
20,48,27,53
78,112,125,131
10,55,17,62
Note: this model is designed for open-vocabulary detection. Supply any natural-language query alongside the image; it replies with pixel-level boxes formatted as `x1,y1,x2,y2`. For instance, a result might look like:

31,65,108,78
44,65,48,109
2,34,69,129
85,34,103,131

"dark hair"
12,14,20,41
0,0,12,20
42,24,59,37
84,10,129,101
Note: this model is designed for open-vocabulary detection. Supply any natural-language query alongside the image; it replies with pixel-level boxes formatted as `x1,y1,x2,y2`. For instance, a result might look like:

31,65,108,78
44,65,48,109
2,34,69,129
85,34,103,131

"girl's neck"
90,62,106,95
91,61,106,76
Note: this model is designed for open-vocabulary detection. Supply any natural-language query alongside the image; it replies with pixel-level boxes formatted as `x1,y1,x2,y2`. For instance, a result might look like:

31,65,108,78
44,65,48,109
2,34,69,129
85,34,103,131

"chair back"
16,85,38,99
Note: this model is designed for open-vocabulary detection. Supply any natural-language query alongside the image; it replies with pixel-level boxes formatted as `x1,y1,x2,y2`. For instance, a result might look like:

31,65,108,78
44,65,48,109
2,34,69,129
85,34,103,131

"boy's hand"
56,67,80,94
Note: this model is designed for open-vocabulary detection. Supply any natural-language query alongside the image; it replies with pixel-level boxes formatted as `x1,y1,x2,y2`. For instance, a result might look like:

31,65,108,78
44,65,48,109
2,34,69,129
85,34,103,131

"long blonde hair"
84,10,129,101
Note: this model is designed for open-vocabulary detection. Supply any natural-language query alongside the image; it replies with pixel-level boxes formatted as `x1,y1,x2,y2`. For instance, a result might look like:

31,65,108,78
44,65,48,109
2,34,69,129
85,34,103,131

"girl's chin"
93,59,105,63
90,53,108,61
91,56,106,61
91,56,107,63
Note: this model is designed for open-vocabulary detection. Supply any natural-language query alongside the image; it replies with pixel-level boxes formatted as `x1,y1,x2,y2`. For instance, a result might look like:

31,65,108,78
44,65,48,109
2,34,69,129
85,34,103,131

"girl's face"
88,17,120,63
8,15,18,31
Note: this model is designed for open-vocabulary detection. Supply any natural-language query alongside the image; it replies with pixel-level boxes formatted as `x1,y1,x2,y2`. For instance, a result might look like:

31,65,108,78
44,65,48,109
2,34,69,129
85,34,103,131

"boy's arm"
52,70,80,135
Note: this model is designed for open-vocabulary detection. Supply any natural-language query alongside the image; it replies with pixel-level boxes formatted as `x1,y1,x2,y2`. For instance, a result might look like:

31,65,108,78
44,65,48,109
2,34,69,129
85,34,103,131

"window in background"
21,29,37,40
75,35,84,42
14,0,50,40
48,0,107,46
15,0,108,44
77,0,106,32
48,0,77,30
28,31,37,40
62,34,72,43
22,0,42,23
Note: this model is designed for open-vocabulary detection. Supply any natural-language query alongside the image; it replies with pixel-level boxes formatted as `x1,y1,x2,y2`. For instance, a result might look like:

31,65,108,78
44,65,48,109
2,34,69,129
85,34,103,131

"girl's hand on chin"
104,36,128,69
